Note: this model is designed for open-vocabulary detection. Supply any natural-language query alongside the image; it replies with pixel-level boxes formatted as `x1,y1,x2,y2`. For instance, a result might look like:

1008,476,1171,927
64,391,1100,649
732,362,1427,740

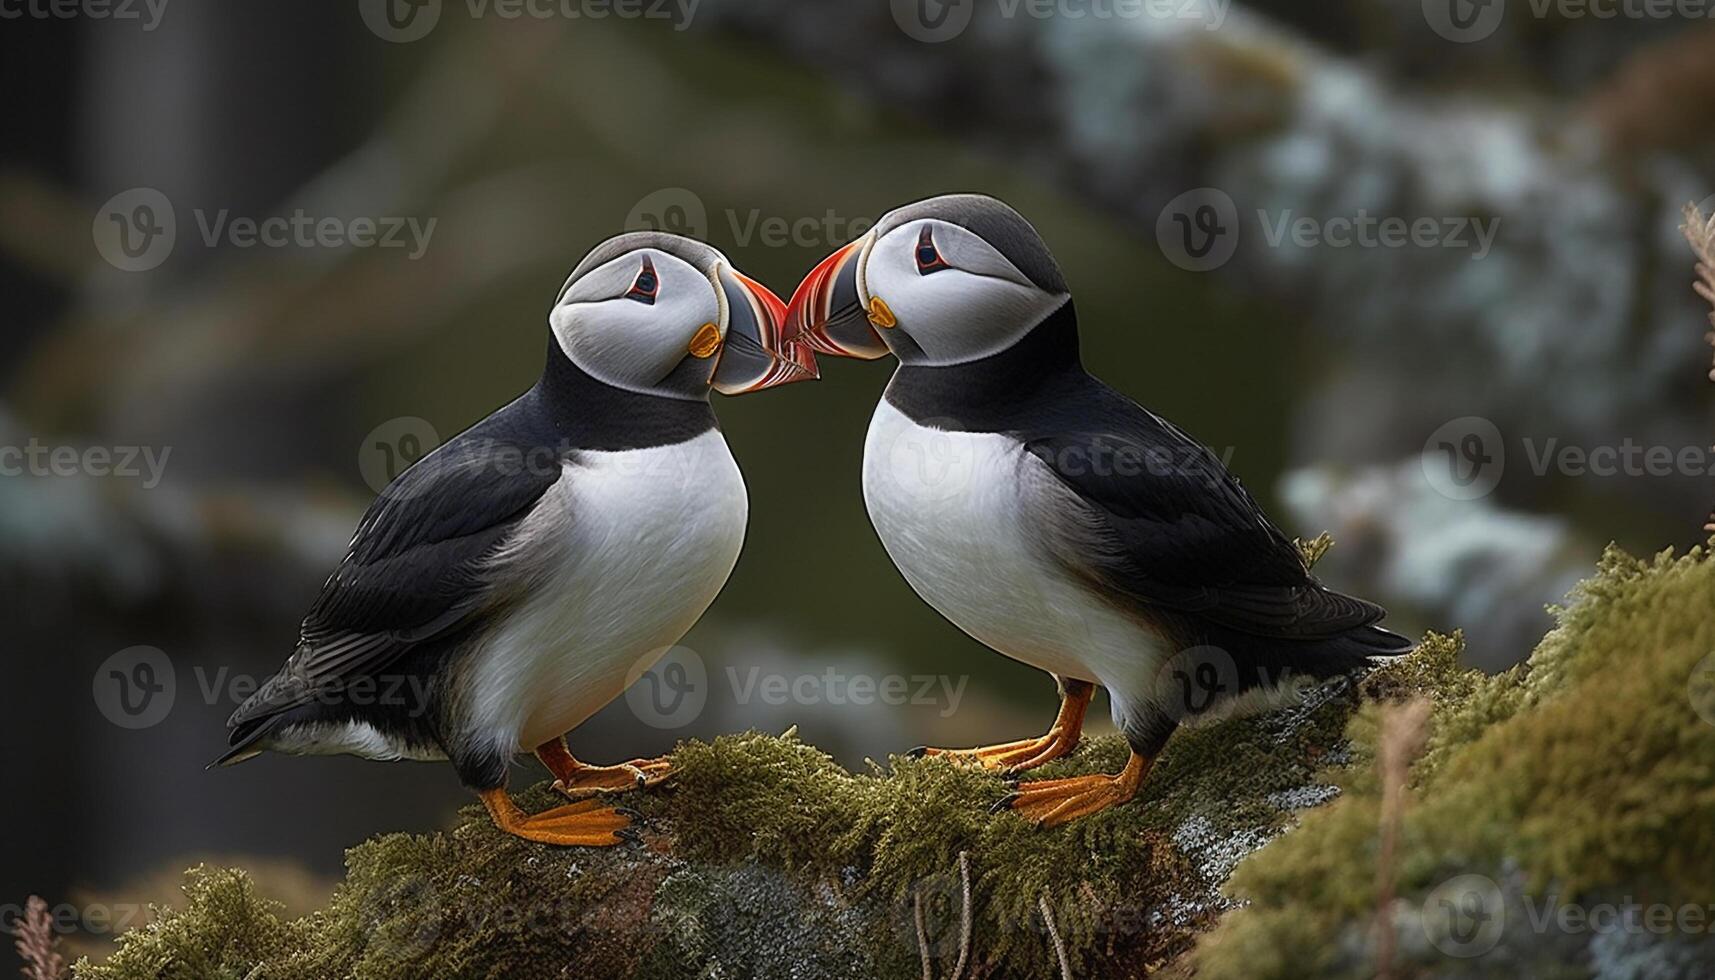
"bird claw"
550,758,673,800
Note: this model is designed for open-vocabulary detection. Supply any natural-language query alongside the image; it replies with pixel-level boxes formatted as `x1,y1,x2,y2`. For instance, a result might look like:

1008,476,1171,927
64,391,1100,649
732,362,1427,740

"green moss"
77,668,1428,980
74,867,313,980
1192,543,1715,979
87,540,1715,978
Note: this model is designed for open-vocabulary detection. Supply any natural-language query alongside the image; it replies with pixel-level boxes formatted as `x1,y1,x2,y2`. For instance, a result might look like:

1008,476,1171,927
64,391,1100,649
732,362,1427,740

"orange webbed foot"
992,751,1153,829
479,789,638,847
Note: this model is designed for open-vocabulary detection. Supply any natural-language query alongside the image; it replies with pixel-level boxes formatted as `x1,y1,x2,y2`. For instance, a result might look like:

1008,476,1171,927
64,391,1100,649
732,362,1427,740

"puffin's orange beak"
710,266,819,395
781,235,892,361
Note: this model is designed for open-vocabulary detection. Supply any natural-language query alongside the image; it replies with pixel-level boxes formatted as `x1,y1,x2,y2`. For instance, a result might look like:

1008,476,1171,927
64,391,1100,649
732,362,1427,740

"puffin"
781,194,1413,828
215,231,816,846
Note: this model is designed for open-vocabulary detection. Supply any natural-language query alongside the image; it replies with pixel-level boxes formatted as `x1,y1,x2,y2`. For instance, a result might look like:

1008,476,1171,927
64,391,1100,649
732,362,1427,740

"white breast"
465,429,747,754
861,400,1168,717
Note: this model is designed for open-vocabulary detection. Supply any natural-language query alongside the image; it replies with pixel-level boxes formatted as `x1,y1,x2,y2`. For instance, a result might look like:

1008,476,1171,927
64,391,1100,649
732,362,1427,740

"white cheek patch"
549,249,721,394
865,220,1066,366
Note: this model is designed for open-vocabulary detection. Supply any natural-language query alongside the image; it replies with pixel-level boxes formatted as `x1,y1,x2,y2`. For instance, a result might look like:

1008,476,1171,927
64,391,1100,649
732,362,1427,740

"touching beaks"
781,234,892,361
709,265,820,395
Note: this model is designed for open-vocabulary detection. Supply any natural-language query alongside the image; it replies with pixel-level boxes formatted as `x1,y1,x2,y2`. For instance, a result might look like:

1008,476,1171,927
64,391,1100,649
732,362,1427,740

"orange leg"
535,738,672,801
913,679,1094,775
478,787,637,847
993,750,1154,828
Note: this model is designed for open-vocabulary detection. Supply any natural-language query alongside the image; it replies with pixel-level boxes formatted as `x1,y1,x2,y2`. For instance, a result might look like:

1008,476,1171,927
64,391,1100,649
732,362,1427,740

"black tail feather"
208,715,284,769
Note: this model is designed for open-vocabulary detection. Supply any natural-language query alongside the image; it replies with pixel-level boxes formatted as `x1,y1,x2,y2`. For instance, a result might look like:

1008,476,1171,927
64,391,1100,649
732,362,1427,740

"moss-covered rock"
1190,543,1715,980
77,542,1714,979
75,678,1420,978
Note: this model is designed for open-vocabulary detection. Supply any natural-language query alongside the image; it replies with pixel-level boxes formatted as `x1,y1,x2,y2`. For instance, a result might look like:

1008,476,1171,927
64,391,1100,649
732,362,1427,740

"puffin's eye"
626,258,659,305
915,226,951,275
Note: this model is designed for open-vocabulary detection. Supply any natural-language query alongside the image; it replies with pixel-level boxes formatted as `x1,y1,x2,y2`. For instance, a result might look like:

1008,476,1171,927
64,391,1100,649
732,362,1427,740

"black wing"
227,435,562,732
1020,383,1384,639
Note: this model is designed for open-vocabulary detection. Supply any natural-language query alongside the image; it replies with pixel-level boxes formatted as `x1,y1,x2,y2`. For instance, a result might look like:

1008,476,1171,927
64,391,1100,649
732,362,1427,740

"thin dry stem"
1038,893,1073,980
1373,698,1432,980
950,851,972,980
915,888,932,980
1682,204,1715,532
